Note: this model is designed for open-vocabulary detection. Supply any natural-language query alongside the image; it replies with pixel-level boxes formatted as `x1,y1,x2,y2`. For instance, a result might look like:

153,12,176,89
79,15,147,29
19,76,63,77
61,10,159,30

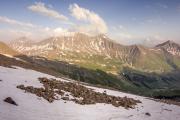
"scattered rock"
17,77,141,109
4,97,18,106
155,99,180,106
103,90,107,95
65,94,69,97
145,112,151,116
164,108,172,112
61,97,69,101
128,115,133,118
0,79,2,82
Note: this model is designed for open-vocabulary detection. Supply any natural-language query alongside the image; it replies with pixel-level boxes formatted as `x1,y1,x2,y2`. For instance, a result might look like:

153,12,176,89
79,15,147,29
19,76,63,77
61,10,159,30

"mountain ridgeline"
10,33,180,73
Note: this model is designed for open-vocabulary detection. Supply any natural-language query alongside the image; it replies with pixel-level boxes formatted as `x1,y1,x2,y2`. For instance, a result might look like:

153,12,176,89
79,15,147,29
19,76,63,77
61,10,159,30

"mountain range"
9,33,180,73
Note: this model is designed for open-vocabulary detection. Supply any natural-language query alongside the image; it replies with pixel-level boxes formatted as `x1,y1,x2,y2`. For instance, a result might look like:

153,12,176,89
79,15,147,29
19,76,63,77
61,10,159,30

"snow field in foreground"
0,66,180,120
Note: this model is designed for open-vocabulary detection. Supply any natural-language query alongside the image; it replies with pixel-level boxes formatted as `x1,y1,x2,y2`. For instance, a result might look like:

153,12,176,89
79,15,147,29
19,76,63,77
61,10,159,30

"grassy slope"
133,51,173,72
122,67,180,96
51,52,124,73
173,56,180,67
51,50,177,74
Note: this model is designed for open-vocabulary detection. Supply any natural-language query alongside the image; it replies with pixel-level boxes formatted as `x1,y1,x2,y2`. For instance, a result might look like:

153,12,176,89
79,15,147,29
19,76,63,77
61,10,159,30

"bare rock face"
4,97,18,106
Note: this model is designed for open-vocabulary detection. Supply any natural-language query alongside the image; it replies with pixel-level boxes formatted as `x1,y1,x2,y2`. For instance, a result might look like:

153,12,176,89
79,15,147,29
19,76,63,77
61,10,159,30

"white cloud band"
69,3,108,34
28,2,68,21
0,16,35,28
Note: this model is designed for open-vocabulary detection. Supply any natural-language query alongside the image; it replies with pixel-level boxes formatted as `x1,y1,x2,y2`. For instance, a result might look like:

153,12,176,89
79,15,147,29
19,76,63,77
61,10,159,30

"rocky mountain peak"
156,40,180,56
156,40,179,48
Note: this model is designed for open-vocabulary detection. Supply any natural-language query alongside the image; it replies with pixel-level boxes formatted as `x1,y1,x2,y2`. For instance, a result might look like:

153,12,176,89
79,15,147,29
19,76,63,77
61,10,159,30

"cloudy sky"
0,0,180,46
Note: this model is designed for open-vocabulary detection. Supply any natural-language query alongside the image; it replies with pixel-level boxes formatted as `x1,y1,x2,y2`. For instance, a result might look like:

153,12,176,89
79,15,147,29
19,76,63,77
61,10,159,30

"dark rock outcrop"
4,97,18,106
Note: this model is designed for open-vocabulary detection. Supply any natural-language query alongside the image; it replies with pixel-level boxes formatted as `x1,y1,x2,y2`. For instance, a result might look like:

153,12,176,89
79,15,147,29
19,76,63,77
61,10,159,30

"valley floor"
0,66,180,120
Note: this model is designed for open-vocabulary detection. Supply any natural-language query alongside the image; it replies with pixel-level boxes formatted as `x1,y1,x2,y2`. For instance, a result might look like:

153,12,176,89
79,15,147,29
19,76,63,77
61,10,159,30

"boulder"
4,97,18,106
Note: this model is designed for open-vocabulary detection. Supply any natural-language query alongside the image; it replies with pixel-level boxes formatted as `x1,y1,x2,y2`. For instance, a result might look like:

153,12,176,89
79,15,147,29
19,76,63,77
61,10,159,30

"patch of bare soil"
17,77,141,109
